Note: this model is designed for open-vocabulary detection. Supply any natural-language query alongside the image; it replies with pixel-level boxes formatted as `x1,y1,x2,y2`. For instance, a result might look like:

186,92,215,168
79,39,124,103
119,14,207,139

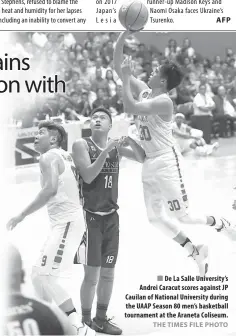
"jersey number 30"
139,125,151,141
104,175,112,188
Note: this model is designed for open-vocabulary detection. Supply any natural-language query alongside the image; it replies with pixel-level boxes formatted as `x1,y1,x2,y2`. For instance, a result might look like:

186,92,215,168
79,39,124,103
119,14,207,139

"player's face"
176,117,183,126
90,112,111,134
148,66,162,89
34,127,52,154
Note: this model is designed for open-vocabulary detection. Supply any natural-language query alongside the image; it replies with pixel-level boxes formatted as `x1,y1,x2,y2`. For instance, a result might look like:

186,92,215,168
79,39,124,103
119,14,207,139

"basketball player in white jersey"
114,31,236,276
173,113,219,156
6,121,95,336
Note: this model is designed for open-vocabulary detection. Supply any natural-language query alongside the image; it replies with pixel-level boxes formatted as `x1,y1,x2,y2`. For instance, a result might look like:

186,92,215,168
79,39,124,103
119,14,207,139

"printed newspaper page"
1,0,236,335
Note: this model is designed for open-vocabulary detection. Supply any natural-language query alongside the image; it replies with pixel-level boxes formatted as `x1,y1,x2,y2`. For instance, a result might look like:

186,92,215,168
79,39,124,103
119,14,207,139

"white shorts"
142,147,189,222
34,219,85,278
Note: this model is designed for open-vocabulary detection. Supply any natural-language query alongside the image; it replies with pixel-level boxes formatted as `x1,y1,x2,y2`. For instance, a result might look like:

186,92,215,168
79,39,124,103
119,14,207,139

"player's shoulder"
72,138,89,152
155,93,172,103
39,150,60,166
153,93,173,110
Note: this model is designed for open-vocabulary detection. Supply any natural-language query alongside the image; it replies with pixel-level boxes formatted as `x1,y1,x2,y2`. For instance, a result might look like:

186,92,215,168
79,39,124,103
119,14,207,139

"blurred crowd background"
10,31,236,141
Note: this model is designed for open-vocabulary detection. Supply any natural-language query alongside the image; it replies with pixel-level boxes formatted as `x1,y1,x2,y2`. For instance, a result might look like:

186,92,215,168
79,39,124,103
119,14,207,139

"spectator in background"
164,39,181,61
69,72,80,86
182,57,195,75
78,59,93,83
225,48,234,63
74,43,83,60
110,82,124,115
192,59,204,80
221,62,230,80
105,69,117,97
208,63,223,84
83,81,97,106
81,48,94,68
91,68,109,93
68,50,76,63
228,78,236,108
84,41,96,60
193,84,215,116
109,32,118,48
90,57,107,79
182,38,195,58
177,38,195,65
136,43,152,63
213,55,222,66
210,77,220,95
92,88,111,110
192,84,215,143
74,79,84,94
196,73,214,97
101,40,114,66
213,85,236,137
227,58,236,80
77,91,93,117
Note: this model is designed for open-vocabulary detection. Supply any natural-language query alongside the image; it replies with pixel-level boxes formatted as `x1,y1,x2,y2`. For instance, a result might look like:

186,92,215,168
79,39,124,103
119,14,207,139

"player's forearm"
173,131,191,139
20,188,56,219
127,137,146,163
113,32,127,79
80,150,109,184
122,76,137,114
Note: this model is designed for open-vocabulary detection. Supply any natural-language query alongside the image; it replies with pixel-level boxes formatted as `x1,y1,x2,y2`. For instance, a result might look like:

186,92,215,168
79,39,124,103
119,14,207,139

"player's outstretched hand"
127,26,144,33
118,136,130,147
105,139,120,153
232,201,236,210
6,214,24,231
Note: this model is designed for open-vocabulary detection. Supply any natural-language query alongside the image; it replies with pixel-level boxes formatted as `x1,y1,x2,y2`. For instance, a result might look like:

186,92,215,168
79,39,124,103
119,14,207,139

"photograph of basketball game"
2,5,236,334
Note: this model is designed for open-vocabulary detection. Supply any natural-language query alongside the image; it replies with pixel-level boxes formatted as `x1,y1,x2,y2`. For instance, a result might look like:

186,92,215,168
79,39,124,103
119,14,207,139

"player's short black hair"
91,107,112,123
160,60,184,91
38,120,66,146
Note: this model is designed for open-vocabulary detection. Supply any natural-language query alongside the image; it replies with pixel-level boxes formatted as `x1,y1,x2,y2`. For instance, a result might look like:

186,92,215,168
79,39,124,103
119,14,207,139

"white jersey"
172,122,189,136
40,148,81,226
137,89,175,157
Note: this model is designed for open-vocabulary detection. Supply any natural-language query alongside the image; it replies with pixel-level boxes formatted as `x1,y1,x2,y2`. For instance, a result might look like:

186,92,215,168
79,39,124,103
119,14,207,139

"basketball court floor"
3,138,236,336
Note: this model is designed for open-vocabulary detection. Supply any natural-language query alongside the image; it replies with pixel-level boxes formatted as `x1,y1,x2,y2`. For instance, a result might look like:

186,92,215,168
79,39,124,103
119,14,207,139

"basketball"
118,1,149,31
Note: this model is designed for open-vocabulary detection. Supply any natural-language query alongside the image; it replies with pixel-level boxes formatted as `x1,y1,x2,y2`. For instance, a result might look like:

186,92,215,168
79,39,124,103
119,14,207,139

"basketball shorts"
74,211,119,268
34,219,85,277
142,147,189,222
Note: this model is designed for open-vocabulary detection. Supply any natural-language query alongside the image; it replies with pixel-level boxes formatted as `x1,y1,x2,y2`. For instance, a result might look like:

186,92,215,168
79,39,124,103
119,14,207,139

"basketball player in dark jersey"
72,107,145,335
4,243,76,335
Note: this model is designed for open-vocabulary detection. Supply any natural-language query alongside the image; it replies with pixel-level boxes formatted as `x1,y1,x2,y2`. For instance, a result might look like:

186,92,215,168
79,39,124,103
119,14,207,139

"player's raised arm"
6,153,60,230
113,31,148,97
72,138,118,184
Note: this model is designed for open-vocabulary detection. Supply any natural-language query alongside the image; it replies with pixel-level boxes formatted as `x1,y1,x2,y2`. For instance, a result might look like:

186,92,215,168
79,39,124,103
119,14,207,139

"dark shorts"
74,210,119,268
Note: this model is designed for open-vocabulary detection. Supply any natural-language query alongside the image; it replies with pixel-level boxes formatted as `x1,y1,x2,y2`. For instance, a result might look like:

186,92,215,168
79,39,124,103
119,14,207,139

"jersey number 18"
104,175,112,188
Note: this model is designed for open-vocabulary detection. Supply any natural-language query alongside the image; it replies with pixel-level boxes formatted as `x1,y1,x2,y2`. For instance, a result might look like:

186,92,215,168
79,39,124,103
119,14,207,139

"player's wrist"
103,148,109,156
20,212,26,220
